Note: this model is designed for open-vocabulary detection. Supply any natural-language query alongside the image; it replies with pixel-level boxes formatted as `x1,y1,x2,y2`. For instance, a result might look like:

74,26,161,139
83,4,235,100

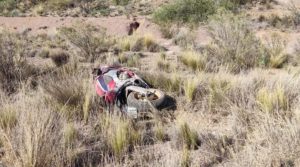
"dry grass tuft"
49,49,70,67
63,123,78,148
59,23,114,62
256,85,289,114
263,33,288,68
0,105,17,130
180,50,206,71
178,122,200,150
184,79,197,102
0,31,36,93
206,11,262,73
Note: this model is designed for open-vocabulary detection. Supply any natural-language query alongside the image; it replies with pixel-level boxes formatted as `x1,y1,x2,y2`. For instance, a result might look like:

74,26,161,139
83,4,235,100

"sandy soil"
0,16,161,37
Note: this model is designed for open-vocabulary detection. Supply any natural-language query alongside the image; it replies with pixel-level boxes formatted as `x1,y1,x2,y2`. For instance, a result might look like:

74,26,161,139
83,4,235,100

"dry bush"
206,11,262,73
130,35,162,52
184,79,197,102
173,27,196,49
0,31,36,93
268,3,300,29
263,33,288,68
180,50,206,71
118,53,141,68
178,122,200,150
59,23,114,62
49,49,70,67
41,63,97,120
117,34,163,52
0,93,66,167
157,59,171,72
141,72,182,94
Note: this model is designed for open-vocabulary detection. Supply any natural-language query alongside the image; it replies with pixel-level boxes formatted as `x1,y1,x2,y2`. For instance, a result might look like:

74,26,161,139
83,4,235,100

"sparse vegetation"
206,11,262,72
153,0,216,25
180,50,206,71
49,49,70,67
0,31,36,93
59,23,114,62
184,79,197,102
1,1,300,166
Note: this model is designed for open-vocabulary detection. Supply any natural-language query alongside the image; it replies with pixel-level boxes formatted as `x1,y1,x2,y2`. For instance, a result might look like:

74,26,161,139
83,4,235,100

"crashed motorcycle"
93,66,166,118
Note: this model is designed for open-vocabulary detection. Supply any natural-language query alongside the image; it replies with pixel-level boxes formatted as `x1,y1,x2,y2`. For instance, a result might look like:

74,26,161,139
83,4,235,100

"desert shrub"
180,50,206,71
59,23,114,62
153,0,216,25
0,0,16,11
159,23,180,39
157,60,171,72
267,4,300,29
0,31,36,93
0,105,17,130
184,79,197,102
118,37,131,51
42,65,94,119
181,148,191,167
263,33,288,68
118,53,141,67
113,0,130,6
63,123,78,148
207,77,231,113
97,115,142,159
49,49,70,67
256,86,289,114
131,36,161,52
178,123,200,150
173,27,196,48
0,101,65,167
48,0,74,10
289,3,300,27
38,47,50,58
141,72,182,93
206,11,262,73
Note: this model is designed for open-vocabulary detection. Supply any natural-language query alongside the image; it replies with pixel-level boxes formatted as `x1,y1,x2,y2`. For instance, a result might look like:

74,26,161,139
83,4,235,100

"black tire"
127,89,166,111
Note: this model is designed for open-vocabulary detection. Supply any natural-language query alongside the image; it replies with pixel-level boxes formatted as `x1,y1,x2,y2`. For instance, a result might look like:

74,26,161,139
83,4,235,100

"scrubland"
0,0,300,166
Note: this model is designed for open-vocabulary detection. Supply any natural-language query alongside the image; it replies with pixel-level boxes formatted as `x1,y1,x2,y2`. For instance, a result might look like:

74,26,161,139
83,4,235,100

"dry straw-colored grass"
1,11,300,166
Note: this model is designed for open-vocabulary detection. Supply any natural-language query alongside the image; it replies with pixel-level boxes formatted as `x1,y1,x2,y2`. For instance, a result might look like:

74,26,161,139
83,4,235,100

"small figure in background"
128,17,140,35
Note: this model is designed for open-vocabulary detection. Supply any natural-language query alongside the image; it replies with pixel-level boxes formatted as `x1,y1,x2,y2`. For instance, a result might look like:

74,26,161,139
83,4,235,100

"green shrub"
153,0,216,24
0,0,16,11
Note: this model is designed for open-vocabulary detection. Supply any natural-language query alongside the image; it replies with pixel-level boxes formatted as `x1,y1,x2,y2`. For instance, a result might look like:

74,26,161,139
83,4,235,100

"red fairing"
108,80,116,90
95,76,117,103
105,91,116,103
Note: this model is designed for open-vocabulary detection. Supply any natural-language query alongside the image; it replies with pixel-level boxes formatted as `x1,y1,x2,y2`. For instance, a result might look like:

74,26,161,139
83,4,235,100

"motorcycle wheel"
127,89,166,111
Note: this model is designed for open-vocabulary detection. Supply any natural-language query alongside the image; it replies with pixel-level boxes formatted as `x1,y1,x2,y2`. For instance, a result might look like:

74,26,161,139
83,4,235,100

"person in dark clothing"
128,18,140,35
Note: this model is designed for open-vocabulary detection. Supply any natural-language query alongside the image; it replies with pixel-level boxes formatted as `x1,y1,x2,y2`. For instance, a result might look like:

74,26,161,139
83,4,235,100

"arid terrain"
0,0,300,166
